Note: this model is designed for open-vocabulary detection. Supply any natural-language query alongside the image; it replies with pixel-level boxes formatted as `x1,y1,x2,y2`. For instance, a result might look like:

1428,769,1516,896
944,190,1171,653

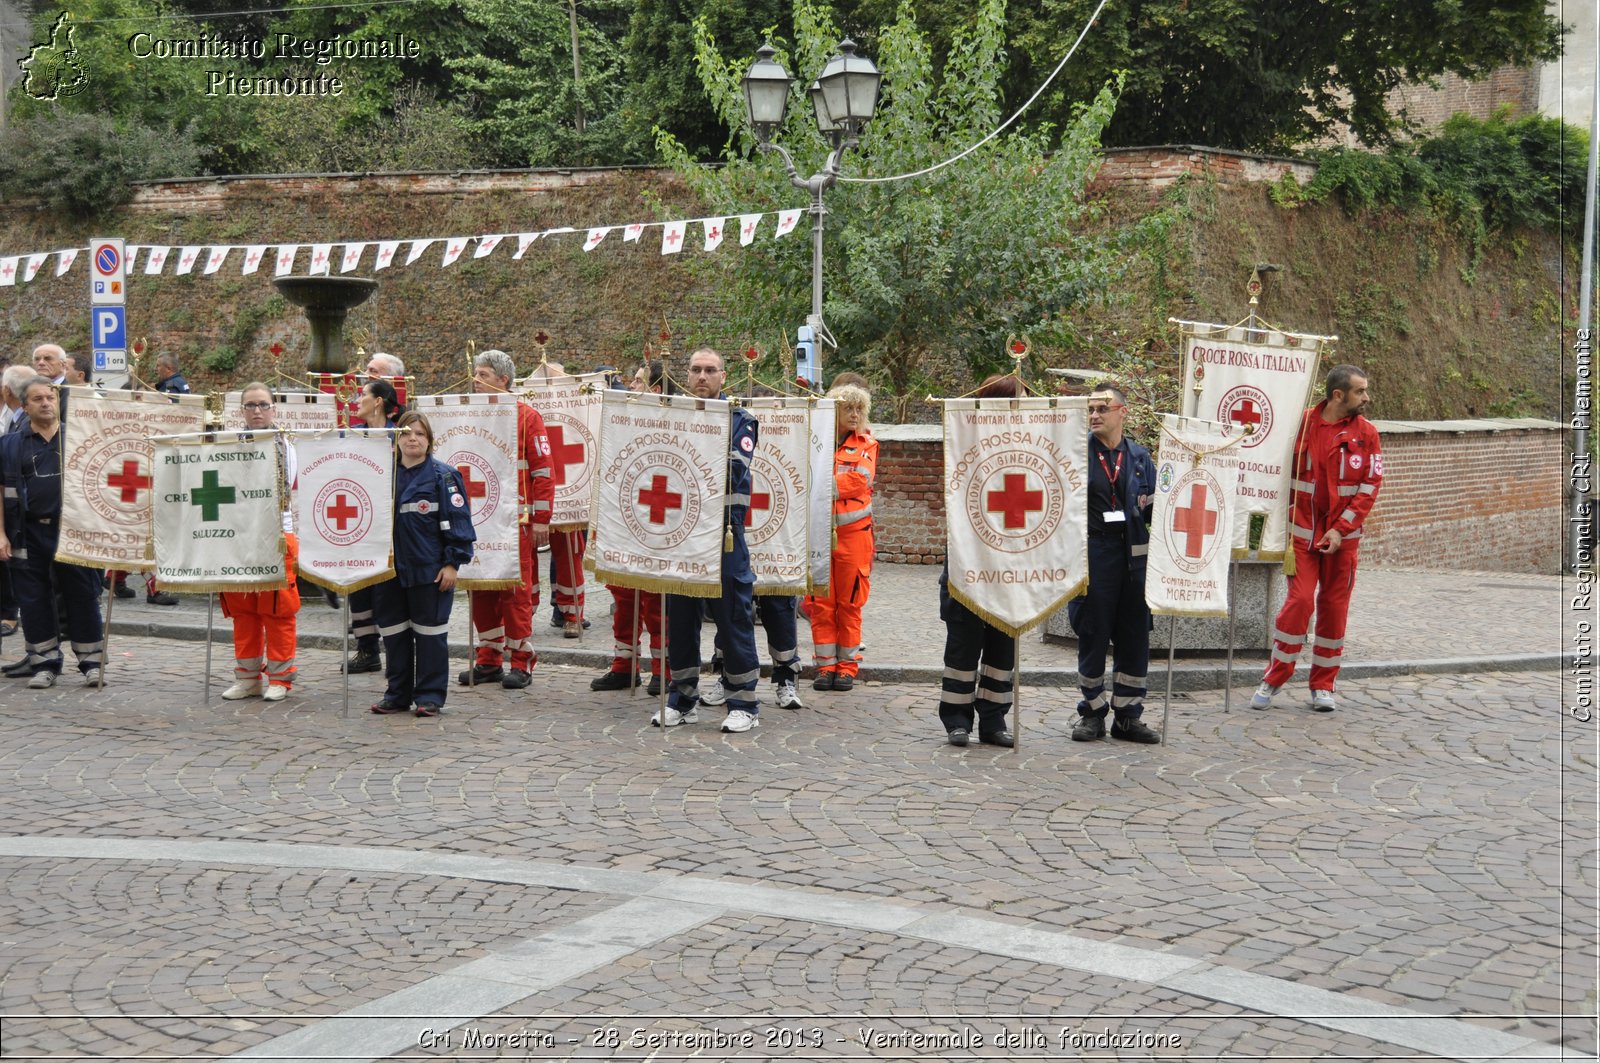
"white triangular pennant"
775,209,802,237
308,243,333,275
145,247,171,275
241,245,266,276
174,246,201,276
440,238,467,267
474,234,503,259
274,245,298,276
405,239,433,266
703,218,725,252
23,253,47,282
340,243,364,273
203,247,229,275
375,241,400,270
55,248,78,276
0,256,18,287
513,233,539,259
738,214,762,246
623,223,645,243
583,227,610,252
661,220,686,255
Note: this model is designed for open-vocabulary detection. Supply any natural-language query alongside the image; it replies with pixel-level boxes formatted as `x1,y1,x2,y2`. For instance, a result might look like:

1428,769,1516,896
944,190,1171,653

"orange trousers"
220,534,300,689
804,528,872,677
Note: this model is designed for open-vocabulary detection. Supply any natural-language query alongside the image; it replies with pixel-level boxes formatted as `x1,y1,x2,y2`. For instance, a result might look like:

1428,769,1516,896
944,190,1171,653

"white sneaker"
652,705,699,727
721,709,759,733
82,668,103,687
776,680,804,710
222,680,262,700
27,671,55,689
1311,689,1336,713
1250,682,1278,710
262,684,288,702
698,683,727,707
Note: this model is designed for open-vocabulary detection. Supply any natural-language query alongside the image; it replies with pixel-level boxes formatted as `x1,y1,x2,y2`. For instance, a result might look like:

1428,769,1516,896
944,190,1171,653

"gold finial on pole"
466,339,476,382
530,329,552,366
351,326,373,364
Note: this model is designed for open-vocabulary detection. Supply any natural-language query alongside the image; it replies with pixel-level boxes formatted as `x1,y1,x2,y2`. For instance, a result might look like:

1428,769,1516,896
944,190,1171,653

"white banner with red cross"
291,430,396,593
586,390,728,598
1177,320,1329,559
807,399,836,595
517,366,605,530
150,431,288,593
223,390,339,432
745,397,815,595
942,397,1089,637
408,393,520,589
56,387,209,571
1146,414,1246,617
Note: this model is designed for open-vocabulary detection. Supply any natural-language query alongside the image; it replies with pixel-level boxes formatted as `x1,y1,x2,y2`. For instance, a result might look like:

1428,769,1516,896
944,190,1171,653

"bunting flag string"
0,205,809,287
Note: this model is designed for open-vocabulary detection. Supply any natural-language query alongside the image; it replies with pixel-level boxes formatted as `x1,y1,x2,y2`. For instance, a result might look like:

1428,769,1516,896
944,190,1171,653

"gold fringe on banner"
1151,604,1231,619
456,578,525,591
591,565,721,599
754,583,808,597
296,567,396,595
53,550,152,574
947,577,1088,641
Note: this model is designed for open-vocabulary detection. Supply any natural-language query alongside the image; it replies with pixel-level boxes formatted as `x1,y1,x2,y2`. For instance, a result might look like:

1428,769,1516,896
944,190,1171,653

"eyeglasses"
242,401,273,411
1087,403,1124,415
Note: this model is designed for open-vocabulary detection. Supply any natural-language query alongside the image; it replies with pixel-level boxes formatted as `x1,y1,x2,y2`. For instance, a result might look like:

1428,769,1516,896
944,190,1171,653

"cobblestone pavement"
0,629,1592,1061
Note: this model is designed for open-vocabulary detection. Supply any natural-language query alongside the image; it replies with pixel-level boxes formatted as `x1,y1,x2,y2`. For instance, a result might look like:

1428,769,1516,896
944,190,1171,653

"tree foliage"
657,0,1165,410
0,110,203,214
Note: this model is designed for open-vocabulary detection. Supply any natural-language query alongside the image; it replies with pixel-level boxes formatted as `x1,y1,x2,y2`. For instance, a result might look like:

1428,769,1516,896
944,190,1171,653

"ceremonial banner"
1177,320,1328,559
1147,415,1245,617
586,391,728,597
306,373,413,429
410,393,520,588
292,430,396,593
746,397,813,594
151,432,288,592
223,390,338,432
57,388,209,571
518,366,605,529
807,400,836,595
943,397,1089,636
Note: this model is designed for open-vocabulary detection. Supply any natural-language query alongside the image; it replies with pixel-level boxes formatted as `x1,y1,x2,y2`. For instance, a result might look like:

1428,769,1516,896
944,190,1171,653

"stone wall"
870,419,1567,574
1089,146,1317,201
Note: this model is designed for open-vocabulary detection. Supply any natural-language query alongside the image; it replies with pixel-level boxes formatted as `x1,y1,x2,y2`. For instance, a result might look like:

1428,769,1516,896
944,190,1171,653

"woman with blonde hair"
806,383,878,691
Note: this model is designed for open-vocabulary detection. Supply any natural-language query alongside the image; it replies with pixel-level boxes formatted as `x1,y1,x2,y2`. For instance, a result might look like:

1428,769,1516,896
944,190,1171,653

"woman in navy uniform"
371,411,476,718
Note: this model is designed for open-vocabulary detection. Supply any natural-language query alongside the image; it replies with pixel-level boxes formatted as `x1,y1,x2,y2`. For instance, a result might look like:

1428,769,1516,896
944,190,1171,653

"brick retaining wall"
870,419,1566,574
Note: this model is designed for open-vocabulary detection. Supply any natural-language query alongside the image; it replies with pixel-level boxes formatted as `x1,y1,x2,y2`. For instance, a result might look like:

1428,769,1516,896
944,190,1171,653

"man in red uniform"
459,348,553,690
1253,364,1382,714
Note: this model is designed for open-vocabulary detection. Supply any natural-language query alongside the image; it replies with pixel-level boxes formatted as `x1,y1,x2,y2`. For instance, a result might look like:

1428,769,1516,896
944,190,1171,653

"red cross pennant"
313,248,328,267
246,250,261,269
456,465,488,505
324,493,361,532
545,425,586,487
637,474,683,524
1228,400,1263,430
665,230,682,248
707,225,721,240
449,242,465,257
106,459,152,503
1,262,14,280
1172,482,1219,558
743,490,771,527
986,472,1043,530
277,251,293,268
742,220,757,238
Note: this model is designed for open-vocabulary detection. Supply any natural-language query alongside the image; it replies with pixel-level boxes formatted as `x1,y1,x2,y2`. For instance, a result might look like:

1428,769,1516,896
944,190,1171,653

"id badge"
1103,510,1126,524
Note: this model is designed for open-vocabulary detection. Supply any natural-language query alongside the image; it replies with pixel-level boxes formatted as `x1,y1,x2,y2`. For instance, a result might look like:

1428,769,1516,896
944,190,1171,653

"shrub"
0,111,202,216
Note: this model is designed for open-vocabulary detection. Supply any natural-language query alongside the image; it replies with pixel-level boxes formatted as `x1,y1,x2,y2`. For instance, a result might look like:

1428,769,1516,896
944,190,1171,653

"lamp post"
741,39,880,388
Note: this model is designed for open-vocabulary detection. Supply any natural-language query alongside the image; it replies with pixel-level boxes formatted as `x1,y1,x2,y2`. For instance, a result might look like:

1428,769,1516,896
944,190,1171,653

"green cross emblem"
190,469,237,522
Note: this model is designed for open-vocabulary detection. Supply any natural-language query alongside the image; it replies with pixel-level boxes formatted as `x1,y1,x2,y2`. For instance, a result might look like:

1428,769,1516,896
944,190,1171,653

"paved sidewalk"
89,563,1568,691
0,625,1592,1060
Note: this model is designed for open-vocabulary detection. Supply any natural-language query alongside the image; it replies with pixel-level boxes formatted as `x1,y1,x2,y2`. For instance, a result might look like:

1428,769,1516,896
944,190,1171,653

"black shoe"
549,608,566,628
501,668,532,689
113,583,136,599
343,650,382,675
458,664,504,686
2,658,35,679
980,730,1015,748
146,591,180,606
1110,717,1161,744
646,674,662,697
947,729,970,747
370,699,409,714
1071,714,1106,742
590,670,638,691
323,588,341,609
812,672,835,691
833,674,854,691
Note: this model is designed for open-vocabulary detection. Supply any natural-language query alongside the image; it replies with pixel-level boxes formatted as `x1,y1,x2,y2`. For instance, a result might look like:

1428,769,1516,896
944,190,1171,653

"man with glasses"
1068,385,1160,744
0,377,106,688
219,384,300,702
655,348,763,734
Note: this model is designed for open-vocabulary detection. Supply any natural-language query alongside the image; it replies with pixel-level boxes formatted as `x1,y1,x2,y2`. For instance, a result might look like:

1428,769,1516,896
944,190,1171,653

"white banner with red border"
517,366,605,530
408,393,520,589
291,430,396,593
1146,414,1245,617
942,397,1089,636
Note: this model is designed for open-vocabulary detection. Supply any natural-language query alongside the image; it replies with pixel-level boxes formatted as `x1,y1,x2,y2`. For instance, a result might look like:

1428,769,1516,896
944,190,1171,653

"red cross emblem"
1,262,13,280
246,250,261,269
456,465,488,505
545,424,586,487
181,250,196,267
278,251,293,268
985,472,1043,530
106,459,151,503
665,229,681,248
743,490,771,527
1228,399,1263,430
314,249,328,267
707,225,720,240
742,220,756,238
1172,482,1219,558
637,474,683,524
324,493,360,532
449,242,464,256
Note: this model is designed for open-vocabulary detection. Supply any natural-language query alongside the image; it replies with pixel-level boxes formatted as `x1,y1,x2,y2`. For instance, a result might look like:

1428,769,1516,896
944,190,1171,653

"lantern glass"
741,43,793,143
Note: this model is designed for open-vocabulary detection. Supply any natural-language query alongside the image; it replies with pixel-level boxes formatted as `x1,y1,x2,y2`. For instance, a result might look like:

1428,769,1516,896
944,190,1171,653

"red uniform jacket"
1288,400,1383,545
517,401,554,525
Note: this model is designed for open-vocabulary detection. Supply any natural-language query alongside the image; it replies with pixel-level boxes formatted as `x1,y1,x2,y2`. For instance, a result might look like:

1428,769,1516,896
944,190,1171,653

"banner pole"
630,588,641,697
100,583,114,691
466,590,476,687
1159,615,1176,745
341,596,350,718
204,593,215,703
1011,634,1021,754
1224,559,1239,713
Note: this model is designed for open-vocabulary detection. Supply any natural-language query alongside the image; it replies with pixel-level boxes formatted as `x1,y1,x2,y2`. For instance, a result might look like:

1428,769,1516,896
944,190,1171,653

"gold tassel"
724,526,734,553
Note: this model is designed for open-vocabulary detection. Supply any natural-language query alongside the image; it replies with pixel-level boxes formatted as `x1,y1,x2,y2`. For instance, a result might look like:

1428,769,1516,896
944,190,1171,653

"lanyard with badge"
1097,445,1126,524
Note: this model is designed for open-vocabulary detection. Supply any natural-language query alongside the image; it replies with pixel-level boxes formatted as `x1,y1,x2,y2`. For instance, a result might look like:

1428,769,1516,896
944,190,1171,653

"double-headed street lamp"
741,39,881,388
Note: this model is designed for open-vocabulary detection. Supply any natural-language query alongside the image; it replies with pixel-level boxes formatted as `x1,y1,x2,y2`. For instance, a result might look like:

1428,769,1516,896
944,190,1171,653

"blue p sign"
93,306,126,349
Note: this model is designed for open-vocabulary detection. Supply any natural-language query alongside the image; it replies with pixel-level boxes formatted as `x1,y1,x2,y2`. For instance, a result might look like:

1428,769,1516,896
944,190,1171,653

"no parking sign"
89,237,128,378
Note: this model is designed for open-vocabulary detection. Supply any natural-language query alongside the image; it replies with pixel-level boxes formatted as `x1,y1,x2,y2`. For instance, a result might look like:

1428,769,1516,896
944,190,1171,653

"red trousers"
607,584,663,676
1263,540,1360,691
220,535,300,688
472,528,536,671
550,528,587,619
805,528,872,677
